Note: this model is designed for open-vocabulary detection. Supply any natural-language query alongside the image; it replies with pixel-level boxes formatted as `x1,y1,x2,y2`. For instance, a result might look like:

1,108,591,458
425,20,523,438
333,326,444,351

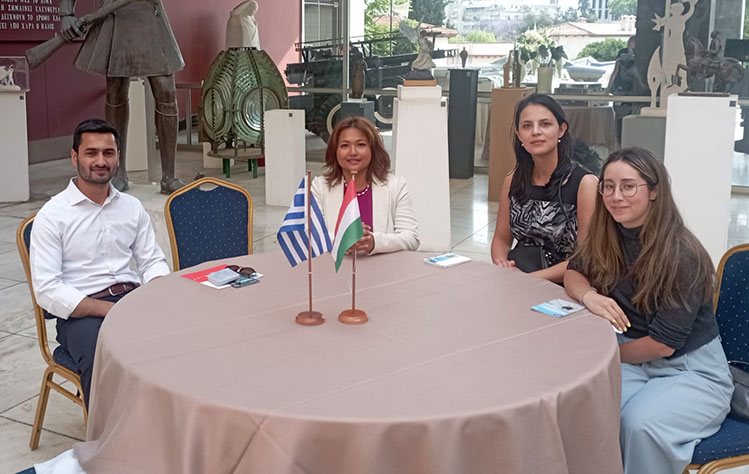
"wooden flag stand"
296,172,325,326
338,250,368,324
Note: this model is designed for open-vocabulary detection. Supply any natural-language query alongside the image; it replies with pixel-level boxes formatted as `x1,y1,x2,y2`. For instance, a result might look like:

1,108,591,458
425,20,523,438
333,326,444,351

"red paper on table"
181,265,228,283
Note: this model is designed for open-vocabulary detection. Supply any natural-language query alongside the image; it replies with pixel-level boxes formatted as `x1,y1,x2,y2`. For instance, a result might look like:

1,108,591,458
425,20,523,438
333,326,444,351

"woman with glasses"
490,93,598,282
565,147,732,474
312,116,419,254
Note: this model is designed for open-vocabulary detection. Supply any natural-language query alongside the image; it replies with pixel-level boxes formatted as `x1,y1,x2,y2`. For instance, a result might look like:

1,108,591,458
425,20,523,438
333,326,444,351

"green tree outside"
409,0,449,26
577,38,626,61
608,0,637,19
465,30,497,43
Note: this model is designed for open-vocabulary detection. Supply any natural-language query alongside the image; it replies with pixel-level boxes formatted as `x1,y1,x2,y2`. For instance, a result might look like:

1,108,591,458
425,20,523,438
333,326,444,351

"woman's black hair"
509,93,576,203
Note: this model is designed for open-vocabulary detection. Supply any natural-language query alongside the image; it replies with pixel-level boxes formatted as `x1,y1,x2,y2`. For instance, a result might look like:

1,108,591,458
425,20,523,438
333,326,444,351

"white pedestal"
264,109,306,206
664,94,736,267
0,91,30,202
392,85,451,251
126,78,150,172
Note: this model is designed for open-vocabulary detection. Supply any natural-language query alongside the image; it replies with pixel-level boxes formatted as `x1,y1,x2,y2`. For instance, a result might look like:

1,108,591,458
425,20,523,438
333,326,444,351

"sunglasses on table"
226,265,257,277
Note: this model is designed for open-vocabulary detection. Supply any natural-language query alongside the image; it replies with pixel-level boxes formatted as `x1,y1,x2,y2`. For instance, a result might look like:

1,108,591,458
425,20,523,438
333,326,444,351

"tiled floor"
0,135,747,473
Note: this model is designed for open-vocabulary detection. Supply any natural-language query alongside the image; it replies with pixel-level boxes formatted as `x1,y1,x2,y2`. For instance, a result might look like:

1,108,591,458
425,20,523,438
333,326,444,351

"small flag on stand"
278,177,332,267
333,176,368,324
332,177,364,272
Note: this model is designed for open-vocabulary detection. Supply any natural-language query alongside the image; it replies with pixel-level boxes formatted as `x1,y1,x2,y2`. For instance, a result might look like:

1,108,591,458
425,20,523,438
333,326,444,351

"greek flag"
277,177,333,267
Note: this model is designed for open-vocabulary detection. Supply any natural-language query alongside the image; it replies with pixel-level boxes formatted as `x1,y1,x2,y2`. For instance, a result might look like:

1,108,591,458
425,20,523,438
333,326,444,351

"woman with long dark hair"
312,116,419,254
490,93,597,282
565,147,732,474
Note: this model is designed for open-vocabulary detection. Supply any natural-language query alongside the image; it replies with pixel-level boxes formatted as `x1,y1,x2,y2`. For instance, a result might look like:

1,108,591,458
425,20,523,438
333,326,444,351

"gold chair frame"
164,177,253,271
16,214,87,450
683,243,749,474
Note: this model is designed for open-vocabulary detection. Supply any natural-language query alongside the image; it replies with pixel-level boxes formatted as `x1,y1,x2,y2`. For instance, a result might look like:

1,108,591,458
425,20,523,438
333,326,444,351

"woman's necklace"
356,184,371,197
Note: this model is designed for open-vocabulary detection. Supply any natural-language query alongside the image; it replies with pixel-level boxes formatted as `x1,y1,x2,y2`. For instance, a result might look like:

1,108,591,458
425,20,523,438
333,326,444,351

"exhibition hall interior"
2,0,749,472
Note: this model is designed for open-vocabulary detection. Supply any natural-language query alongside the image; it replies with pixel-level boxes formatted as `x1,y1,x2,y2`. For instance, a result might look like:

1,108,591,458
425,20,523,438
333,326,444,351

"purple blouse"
344,183,373,229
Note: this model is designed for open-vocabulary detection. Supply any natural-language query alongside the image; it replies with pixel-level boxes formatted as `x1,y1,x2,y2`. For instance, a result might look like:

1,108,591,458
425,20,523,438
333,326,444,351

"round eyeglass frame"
598,181,650,198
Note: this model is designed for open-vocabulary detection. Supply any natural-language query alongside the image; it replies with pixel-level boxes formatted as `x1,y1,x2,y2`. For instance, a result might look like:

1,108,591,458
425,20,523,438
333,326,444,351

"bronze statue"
351,49,366,99
59,0,185,194
460,47,468,68
677,36,744,92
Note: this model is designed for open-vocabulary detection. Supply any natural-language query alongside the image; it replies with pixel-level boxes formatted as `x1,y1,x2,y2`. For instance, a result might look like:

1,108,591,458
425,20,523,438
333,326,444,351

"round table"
75,251,622,474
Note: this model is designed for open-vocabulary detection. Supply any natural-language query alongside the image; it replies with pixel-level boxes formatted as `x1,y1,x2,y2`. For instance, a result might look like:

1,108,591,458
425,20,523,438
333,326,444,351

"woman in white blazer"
311,117,419,255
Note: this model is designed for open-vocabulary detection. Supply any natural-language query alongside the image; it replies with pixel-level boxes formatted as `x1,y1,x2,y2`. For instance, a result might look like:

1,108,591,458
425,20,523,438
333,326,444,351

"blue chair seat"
52,345,76,372
692,414,749,465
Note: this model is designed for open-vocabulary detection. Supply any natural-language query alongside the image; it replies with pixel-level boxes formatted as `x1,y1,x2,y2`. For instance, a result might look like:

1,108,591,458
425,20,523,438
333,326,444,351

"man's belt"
88,282,139,299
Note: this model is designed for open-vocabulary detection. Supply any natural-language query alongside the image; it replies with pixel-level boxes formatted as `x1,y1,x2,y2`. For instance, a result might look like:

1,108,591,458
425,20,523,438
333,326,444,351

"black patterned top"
509,165,590,266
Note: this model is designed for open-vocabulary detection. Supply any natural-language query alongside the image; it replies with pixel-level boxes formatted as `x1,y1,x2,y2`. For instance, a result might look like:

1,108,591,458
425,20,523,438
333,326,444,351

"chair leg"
223,159,231,178
29,368,54,450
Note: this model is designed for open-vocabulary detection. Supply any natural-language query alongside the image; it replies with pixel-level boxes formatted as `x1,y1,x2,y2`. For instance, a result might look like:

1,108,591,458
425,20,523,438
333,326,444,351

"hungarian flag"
332,177,364,271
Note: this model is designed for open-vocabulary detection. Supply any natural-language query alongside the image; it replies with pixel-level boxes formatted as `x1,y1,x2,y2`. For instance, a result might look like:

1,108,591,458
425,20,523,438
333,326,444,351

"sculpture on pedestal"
56,0,186,194
676,36,744,92
0,65,19,90
200,2,287,161
645,0,698,113
400,20,435,80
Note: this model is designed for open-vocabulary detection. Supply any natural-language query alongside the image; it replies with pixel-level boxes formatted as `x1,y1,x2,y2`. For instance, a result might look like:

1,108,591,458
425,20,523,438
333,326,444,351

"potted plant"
516,30,568,88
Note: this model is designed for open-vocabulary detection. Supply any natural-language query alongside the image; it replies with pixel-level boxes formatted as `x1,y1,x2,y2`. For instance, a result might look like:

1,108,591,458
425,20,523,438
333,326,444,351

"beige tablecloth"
564,105,617,151
75,252,622,474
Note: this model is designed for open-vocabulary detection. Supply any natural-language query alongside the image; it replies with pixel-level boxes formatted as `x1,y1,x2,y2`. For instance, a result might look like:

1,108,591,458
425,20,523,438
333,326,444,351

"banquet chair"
16,215,87,450
683,243,749,474
164,177,253,270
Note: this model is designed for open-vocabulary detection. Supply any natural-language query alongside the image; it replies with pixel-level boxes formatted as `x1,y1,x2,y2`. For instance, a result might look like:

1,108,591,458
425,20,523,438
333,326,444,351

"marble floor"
0,136,748,473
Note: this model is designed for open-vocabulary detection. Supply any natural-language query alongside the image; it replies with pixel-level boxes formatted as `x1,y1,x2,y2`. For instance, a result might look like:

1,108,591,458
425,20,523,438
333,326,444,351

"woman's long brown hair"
323,116,391,186
572,147,715,313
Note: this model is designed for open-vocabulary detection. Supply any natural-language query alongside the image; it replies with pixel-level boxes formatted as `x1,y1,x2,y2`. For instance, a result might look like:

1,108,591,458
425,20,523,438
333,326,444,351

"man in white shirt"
30,119,170,407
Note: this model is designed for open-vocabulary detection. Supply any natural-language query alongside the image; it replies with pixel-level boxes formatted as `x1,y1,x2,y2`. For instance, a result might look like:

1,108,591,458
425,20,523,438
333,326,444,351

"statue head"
670,2,685,15
711,30,720,39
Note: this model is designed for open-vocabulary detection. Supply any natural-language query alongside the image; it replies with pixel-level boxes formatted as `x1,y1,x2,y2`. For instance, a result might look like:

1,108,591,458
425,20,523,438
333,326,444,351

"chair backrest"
164,177,253,270
15,214,55,364
715,243,749,362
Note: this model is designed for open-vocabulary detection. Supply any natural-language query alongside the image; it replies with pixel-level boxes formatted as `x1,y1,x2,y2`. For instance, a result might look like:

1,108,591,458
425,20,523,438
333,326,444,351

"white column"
264,109,307,206
664,94,736,267
392,85,451,252
0,91,29,202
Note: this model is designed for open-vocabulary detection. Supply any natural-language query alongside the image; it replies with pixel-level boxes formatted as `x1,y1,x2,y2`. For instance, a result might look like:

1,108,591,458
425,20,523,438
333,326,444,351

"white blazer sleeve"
371,175,420,255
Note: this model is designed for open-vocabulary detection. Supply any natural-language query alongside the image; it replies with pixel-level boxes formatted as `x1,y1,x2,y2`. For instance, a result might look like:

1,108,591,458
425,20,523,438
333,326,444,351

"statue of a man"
59,0,186,194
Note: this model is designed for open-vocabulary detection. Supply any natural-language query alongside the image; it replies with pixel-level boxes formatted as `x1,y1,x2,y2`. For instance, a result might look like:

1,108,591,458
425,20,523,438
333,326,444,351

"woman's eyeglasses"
598,181,649,198
226,265,257,277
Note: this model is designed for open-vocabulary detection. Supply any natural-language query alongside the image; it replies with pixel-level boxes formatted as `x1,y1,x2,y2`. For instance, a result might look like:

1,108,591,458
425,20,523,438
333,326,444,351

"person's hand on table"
581,290,630,333
352,224,375,253
493,257,518,270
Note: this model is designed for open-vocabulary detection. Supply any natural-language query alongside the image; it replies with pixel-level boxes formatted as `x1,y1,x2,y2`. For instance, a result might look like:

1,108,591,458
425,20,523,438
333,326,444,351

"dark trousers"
54,294,123,409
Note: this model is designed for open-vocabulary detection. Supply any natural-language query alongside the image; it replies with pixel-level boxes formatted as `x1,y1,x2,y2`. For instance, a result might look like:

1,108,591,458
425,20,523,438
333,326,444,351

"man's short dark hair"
72,119,120,152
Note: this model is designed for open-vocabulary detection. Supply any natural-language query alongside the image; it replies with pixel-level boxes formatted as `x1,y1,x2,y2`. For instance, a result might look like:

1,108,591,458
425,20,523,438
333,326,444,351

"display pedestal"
264,109,306,206
0,91,30,202
488,87,533,202
664,94,736,266
340,100,375,124
621,115,667,160
392,85,450,251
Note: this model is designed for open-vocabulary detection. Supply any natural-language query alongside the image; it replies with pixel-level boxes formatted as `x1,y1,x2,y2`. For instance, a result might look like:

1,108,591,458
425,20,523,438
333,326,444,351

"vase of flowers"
516,30,567,85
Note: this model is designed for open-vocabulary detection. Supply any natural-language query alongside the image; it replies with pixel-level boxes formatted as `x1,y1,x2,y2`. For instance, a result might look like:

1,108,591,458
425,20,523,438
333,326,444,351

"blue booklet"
531,299,585,317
